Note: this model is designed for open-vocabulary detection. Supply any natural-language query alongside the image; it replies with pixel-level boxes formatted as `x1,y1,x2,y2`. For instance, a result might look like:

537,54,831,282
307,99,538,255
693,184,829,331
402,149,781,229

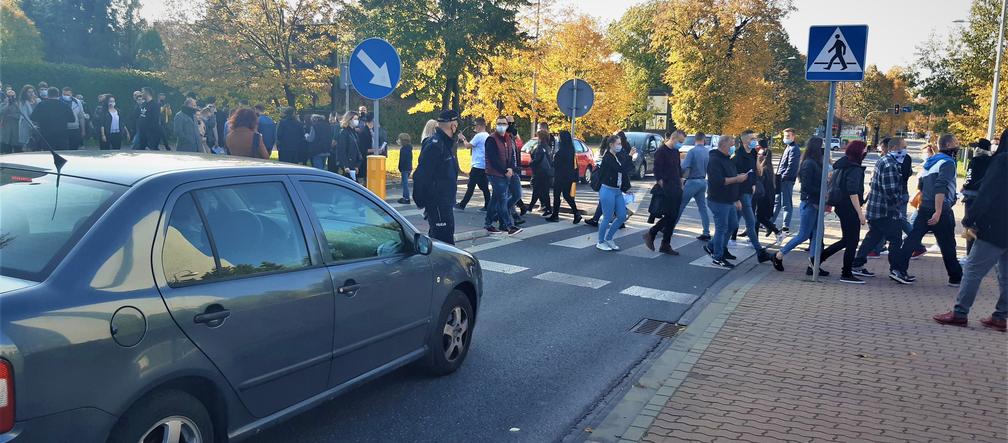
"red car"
519,137,595,182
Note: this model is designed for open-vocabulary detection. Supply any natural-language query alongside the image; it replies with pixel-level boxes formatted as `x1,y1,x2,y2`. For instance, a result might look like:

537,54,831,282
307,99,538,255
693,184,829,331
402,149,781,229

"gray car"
0,151,482,442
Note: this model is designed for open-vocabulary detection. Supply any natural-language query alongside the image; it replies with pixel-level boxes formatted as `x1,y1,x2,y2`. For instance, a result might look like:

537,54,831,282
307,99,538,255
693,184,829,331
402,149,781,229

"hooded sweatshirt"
831,155,866,206
919,152,957,210
962,151,1007,248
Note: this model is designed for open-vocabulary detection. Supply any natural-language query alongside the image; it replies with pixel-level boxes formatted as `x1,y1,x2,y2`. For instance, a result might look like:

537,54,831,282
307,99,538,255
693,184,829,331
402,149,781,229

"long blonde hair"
340,111,358,129
421,119,438,142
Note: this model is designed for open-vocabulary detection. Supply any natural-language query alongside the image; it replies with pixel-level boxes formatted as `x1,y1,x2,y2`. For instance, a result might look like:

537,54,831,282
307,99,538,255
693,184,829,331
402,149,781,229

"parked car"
0,151,483,442
830,137,841,151
623,132,664,179
520,136,595,182
679,133,719,160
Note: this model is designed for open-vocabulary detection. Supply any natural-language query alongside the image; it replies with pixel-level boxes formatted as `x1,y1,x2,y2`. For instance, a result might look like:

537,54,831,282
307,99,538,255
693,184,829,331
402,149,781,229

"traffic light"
893,104,900,115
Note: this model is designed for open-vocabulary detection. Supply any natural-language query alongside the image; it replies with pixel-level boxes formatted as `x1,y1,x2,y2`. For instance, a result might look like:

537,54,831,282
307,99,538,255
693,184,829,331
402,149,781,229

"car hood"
0,275,38,295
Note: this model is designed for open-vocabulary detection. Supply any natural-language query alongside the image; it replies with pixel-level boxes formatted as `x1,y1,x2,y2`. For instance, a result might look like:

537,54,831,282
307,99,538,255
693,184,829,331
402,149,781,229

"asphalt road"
247,140,927,442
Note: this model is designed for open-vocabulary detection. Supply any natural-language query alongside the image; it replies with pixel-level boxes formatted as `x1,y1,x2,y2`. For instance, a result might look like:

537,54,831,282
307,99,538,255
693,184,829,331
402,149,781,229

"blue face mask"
748,140,758,150
729,146,736,156
674,142,684,149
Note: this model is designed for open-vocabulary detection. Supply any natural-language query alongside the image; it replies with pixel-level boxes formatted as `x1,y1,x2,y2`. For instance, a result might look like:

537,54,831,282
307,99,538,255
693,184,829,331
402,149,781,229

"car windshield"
522,140,538,153
0,168,125,281
685,136,696,146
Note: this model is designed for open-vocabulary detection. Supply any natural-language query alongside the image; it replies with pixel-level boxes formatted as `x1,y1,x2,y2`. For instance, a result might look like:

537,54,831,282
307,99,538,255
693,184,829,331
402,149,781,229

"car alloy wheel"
442,306,470,362
583,167,592,184
638,162,646,179
141,416,202,443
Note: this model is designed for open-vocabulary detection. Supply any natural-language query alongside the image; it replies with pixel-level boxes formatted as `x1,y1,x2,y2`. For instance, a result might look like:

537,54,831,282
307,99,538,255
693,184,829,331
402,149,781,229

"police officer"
413,110,461,244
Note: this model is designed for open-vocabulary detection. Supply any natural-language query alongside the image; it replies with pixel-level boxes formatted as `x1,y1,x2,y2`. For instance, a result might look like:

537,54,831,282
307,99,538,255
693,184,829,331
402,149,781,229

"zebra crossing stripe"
551,227,647,249
534,271,610,289
620,286,699,304
618,235,697,258
479,260,529,274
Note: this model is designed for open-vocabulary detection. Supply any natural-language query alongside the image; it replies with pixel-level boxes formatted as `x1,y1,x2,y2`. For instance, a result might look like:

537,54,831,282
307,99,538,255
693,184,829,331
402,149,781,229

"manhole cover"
630,318,686,338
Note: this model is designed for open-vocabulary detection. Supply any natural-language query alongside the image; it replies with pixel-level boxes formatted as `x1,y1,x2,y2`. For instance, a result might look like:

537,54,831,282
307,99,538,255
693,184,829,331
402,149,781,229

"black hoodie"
963,151,1007,248
707,148,740,204
831,155,866,205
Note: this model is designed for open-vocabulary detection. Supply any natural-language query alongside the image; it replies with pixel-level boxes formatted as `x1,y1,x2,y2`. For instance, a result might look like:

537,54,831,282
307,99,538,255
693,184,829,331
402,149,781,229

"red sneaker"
867,251,881,259
980,316,1007,332
911,247,927,259
933,311,968,327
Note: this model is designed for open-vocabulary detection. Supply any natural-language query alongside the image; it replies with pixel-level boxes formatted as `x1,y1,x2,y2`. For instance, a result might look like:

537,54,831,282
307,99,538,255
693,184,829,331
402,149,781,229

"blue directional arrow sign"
349,38,402,100
806,25,868,82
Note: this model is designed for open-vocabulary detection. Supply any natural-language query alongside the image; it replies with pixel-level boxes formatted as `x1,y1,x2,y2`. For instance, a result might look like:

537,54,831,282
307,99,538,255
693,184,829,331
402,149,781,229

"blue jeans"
401,170,411,200
954,239,1008,320
486,175,513,228
772,180,795,229
131,131,142,149
779,200,819,256
598,185,628,243
507,174,523,215
679,179,710,235
709,200,738,261
736,193,763,251
311,154,328,170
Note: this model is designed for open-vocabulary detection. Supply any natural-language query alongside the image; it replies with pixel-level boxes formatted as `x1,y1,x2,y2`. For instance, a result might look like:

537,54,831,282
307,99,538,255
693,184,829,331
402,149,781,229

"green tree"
0,0,44,62
132,28,167,71
356,0,530,112
607,0,665,127
21,0,148,67
764,30,827,137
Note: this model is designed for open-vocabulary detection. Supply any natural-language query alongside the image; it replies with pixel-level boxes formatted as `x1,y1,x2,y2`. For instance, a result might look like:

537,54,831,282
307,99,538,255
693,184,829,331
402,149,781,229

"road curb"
586,261,772,443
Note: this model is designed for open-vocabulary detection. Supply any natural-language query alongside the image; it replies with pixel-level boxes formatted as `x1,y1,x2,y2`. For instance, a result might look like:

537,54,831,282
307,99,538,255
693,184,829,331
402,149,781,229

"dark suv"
0,151,482,442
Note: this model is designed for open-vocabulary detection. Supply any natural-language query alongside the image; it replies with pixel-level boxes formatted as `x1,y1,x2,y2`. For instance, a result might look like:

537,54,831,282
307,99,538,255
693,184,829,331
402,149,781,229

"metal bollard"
367,155,386,199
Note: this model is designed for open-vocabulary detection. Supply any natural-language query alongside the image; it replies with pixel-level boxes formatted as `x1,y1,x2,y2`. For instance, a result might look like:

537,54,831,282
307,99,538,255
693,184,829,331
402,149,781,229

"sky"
140,0,974,71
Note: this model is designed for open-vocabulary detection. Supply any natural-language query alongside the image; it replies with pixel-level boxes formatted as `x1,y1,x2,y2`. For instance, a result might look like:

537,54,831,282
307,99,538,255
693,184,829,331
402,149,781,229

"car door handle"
194,304,230,327
338,280,361,297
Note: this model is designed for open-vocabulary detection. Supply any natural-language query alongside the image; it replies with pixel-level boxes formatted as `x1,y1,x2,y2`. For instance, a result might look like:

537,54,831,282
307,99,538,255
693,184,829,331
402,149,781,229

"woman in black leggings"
819,140,868,284
547,130,581,223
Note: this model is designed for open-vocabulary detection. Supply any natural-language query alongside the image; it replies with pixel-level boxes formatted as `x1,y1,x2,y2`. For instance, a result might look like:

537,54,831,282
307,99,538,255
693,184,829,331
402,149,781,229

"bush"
2,61,177,108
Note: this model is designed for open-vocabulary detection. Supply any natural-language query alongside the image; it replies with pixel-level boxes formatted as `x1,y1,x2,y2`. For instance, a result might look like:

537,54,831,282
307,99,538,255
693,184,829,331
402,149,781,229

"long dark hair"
558,130,573,152
618,131,630,153
802,137,824,166
758,146,774,176
19,84,35,103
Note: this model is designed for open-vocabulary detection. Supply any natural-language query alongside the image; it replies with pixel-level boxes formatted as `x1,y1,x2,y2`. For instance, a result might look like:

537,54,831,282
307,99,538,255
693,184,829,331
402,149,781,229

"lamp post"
956,0,1006,140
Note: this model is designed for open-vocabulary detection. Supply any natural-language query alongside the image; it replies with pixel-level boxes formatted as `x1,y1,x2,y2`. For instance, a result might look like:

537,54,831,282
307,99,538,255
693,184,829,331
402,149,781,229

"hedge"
1,61,178,109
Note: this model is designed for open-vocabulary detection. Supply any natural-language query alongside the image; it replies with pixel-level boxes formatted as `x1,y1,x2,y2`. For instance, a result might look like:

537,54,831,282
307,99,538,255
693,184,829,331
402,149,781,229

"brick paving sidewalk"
641,253,1006,443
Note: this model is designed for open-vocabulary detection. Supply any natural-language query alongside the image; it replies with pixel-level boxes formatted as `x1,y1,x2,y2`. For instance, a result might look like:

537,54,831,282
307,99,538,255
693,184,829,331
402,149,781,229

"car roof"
0,151,327,186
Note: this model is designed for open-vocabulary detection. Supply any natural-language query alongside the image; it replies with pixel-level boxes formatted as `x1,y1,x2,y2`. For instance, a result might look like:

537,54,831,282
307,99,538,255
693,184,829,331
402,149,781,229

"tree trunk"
283,83,296,108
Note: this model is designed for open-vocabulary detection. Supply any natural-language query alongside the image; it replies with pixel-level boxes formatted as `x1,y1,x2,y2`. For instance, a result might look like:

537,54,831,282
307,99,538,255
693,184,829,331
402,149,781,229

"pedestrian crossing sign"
806,25,868,82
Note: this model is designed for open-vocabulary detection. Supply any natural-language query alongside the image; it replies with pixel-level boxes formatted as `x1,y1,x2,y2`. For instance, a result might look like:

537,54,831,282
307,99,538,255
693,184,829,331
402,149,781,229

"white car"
830,138,841,151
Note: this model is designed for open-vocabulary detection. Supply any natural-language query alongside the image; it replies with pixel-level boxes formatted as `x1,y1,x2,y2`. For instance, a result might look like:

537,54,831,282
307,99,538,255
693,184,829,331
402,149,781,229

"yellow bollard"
367,155,386,199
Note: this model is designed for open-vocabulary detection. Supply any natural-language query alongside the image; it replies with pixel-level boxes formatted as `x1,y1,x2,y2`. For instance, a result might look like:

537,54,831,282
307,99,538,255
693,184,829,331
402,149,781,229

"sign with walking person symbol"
806,25,868,82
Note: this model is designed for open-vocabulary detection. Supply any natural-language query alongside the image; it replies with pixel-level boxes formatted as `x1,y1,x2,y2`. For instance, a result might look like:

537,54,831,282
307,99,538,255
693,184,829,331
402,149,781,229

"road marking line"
688,245,756,269
551,227,646,249
462,221,584,253
620,286,699,304
619,235,697,258
479,260,529,274
464,237,521,253
534,271,610,289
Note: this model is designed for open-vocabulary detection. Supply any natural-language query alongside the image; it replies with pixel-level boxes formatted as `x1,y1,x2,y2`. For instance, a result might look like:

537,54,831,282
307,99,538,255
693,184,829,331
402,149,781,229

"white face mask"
783,136,793,144
496,124,507,134
351,119,359,127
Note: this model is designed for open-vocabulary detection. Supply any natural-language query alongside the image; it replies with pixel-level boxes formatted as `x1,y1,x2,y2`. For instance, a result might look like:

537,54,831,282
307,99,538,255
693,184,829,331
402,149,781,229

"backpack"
826,167,846,206
589,164,602,192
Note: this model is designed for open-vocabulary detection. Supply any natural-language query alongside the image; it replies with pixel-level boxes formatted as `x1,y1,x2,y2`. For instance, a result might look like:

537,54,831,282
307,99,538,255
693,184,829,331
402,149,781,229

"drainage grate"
630,318,686,338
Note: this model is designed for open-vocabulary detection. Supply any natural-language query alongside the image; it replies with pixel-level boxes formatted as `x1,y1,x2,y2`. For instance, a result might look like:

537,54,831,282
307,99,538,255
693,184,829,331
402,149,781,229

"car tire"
582,167,592,184
109,390,214,443
422,290,474,376
637,161,647,180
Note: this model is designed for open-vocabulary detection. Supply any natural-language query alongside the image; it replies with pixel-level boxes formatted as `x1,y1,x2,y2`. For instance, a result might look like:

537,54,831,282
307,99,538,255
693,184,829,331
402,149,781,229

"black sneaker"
771,254,784,272
889,270,913,285
806,267,830,277
507,226,524,235
724,250,737,260
703,244,714,257
454,203,465,210
485,226,500,233
399,198,412,204
585,218,599,227
738,231,749,238
712,259,735,269
757,249,771,263
948,279,961,288
851,267,875,278
781,227,790,234
697,234,711,241
840,274,865,284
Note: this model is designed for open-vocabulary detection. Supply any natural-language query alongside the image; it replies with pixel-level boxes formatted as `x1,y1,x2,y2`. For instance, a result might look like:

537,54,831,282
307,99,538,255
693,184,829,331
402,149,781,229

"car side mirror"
414,233,433,255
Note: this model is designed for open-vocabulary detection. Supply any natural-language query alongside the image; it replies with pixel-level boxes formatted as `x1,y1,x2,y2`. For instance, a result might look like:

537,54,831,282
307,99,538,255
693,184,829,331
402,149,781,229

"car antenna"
14,102,67,220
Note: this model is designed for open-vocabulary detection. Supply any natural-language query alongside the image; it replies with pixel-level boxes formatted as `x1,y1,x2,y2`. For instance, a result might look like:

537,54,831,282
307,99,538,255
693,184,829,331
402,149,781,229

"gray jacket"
173,110,202,152
919,154,957,210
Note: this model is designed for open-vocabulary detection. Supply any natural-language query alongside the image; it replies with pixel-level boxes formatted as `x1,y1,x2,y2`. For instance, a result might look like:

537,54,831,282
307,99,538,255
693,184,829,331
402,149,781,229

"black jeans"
427,203,455,245
552,179,578,215
963,198,976,254
530,174,553,210
99,132,123,150
819,199,861,275
852,217,903,269
458,167,490,208
648,189,682,243
893,206,962,280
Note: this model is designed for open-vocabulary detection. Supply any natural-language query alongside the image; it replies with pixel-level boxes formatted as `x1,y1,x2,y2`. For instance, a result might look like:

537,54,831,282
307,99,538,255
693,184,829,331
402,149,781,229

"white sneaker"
606,240,620,251
728,240,737,249
596,242,614,251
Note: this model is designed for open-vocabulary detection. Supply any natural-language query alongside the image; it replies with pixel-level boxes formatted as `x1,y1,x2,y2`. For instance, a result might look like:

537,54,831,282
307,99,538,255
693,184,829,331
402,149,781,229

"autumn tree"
163,0,341,108
355,0,529,113
650,0,791,134
464,15,636,139
0,0,43,62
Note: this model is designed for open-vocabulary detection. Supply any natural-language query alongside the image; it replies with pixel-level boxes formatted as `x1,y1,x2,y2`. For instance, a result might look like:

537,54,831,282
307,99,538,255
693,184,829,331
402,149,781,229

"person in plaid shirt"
850,137,909,278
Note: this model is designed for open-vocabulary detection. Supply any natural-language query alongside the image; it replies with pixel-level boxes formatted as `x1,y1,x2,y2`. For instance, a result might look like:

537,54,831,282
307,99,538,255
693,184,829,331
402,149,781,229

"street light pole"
989,0,1007,140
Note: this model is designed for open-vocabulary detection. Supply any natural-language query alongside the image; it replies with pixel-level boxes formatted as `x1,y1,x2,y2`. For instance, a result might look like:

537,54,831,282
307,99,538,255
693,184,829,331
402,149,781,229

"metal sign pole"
372,99,380,154
812,81,837,282
570,78,578,136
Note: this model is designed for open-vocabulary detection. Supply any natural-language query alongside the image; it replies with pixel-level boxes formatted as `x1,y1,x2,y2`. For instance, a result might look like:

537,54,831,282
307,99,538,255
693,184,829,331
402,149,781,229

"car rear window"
574,140,587,153
0,168,125,281
685,136,696,145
